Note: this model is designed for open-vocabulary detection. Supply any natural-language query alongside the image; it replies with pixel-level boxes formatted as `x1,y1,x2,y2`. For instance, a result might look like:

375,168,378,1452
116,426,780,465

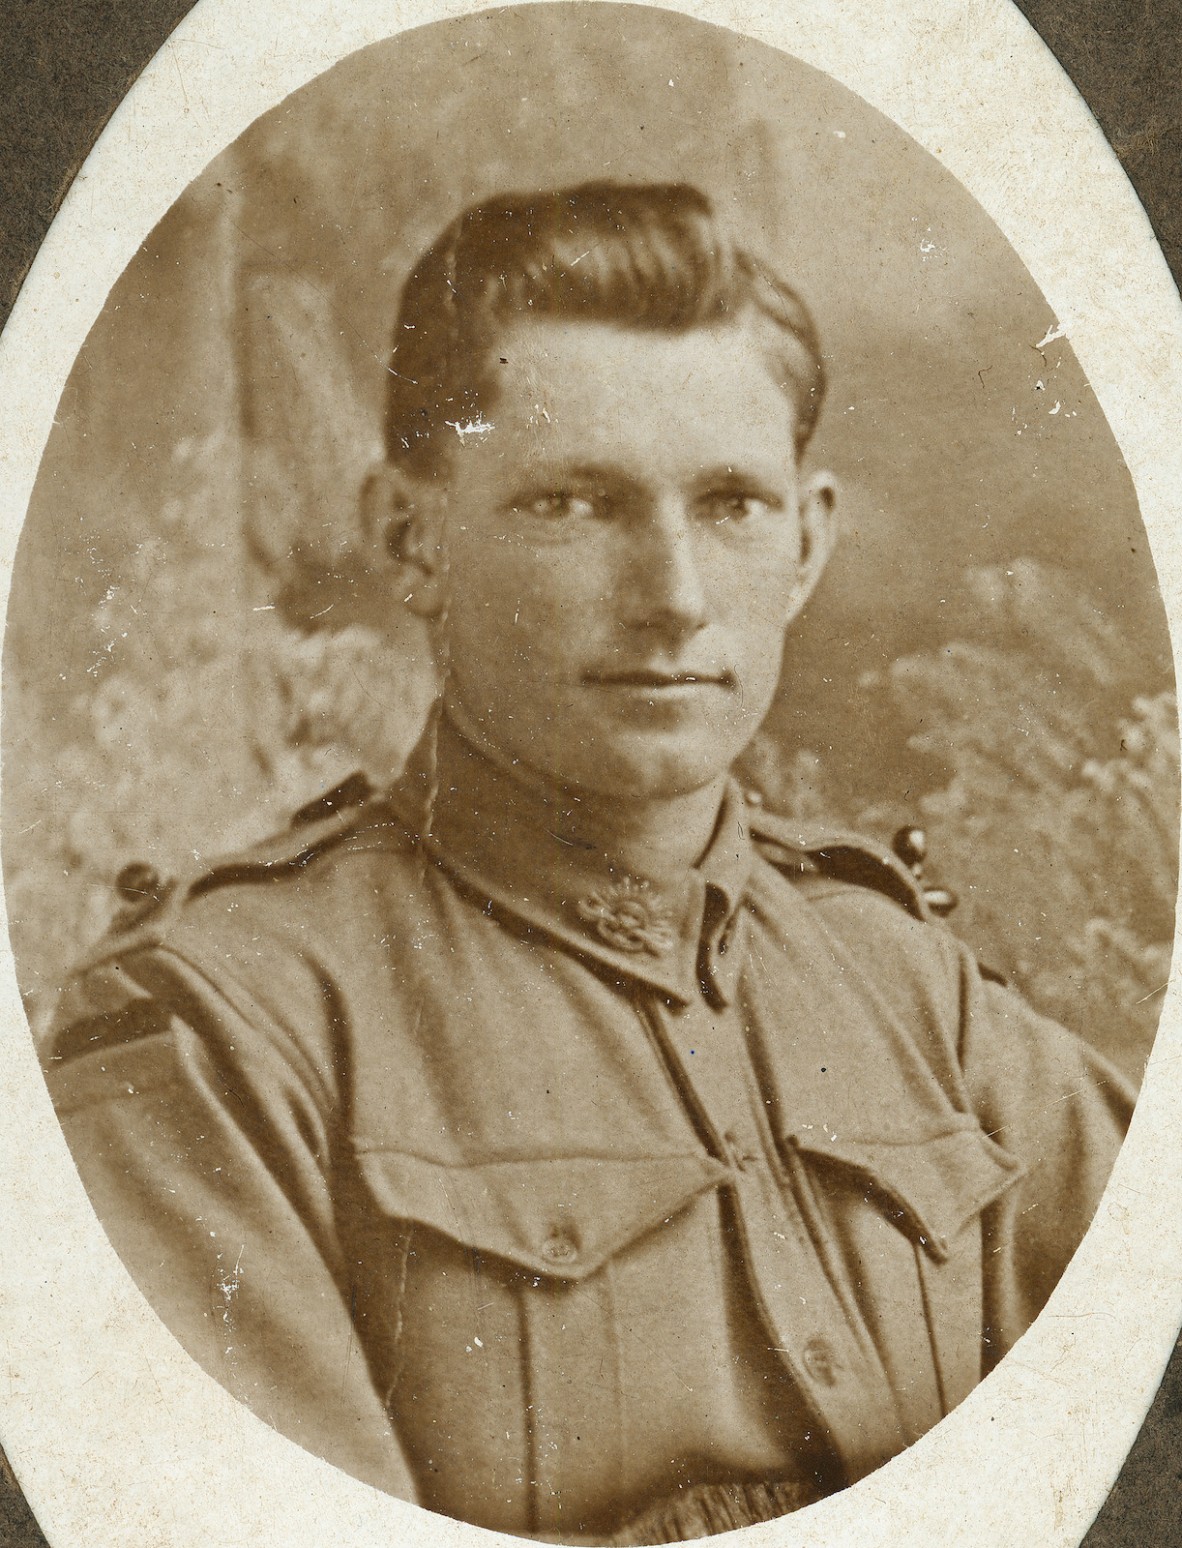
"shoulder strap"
746,805,932,921
749,805,1011,983
85,771,407,967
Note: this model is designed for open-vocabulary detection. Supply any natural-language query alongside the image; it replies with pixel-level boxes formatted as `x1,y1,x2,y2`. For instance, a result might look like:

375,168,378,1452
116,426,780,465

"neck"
556,775,730,882
438,704,729,880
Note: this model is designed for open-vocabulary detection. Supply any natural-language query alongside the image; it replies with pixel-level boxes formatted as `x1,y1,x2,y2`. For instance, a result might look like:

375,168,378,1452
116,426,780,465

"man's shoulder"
745,802,933,922
46,772,433,1083
77,772,426,973
739,803,988,1068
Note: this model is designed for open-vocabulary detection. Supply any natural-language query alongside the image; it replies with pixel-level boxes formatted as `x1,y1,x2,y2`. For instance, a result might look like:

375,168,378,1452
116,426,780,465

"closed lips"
585,670,734,687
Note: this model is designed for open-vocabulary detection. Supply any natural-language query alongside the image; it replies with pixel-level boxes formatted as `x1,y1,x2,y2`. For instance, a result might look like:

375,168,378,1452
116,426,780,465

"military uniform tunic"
45,717,1133,1539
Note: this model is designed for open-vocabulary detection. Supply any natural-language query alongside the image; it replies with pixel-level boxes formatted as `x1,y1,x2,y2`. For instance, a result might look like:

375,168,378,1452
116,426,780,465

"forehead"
470,318,800,477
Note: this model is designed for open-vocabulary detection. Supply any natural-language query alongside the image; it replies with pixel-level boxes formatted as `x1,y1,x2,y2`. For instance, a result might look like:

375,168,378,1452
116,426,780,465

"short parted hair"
383,180,826,478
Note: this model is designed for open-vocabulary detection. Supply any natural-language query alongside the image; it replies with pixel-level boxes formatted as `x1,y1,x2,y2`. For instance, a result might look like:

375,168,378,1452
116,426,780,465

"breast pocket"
345,1147,729,1532
784,1119,1026,1424
786,1120,1025,1261
353,1148,727,1282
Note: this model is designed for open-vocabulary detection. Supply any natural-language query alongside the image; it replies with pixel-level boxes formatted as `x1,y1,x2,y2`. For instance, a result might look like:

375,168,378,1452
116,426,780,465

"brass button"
540,1230,579,1266
115,861,163,902
802,1335,842,1387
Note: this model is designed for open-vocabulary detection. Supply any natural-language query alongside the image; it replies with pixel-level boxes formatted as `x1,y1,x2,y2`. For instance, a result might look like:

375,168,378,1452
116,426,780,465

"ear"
359,461,447,619
788,470,838,619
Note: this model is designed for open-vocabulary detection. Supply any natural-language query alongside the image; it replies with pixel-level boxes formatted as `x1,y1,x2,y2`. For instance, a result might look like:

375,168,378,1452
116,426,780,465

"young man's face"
420,317,835,803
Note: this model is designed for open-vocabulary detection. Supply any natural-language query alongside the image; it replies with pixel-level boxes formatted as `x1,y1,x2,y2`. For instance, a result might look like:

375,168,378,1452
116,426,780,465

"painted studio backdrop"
3,3,1175,1079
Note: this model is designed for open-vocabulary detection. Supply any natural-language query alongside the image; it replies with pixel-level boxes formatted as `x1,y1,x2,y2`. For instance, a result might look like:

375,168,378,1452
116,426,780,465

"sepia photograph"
1,2,1180,1545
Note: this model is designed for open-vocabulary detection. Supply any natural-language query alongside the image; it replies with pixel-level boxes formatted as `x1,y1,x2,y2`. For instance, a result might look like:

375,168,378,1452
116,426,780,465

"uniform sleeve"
44,940,420,1500
956,953,1136,1365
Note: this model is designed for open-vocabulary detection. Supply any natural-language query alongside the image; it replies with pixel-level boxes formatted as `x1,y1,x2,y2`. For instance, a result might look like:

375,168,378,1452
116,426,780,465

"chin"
559,737,741,804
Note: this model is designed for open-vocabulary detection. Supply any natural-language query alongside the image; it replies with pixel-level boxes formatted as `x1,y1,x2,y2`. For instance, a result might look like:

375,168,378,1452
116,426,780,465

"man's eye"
706,491,779,522
516,492,600,522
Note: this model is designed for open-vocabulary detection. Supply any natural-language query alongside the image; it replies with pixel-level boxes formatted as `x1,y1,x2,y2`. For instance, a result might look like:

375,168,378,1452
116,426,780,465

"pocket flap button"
540,1230,579,1266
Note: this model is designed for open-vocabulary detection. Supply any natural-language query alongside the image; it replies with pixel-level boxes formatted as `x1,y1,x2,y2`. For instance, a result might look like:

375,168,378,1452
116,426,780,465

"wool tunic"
46,720,1133,1539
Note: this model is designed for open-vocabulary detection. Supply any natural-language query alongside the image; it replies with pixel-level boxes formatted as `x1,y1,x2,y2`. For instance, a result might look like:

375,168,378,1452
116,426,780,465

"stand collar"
407,715,755,1006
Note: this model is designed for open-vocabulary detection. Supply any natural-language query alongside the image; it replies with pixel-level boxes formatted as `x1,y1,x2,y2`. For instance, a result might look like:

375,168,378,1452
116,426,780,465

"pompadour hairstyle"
383,180,827,477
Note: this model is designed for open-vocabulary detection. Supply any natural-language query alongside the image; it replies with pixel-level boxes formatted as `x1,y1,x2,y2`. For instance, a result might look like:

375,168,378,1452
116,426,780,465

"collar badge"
575,877,677,957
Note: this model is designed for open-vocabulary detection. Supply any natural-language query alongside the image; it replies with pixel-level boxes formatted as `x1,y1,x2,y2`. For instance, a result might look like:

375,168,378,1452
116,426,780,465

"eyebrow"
508,462,632,487
692,463,789,489
506,459,791,491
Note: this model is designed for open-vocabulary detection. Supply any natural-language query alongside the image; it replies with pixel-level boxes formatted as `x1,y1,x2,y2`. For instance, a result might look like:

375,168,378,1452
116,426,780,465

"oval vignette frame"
0,2,1180,1546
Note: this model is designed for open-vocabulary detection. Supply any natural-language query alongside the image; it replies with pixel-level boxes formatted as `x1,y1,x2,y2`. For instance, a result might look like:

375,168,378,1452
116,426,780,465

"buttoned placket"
632,948,911,1483
415,721,913,1486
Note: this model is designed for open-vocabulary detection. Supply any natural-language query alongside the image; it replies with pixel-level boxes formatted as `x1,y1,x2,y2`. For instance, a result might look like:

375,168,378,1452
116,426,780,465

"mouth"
583,668,736,690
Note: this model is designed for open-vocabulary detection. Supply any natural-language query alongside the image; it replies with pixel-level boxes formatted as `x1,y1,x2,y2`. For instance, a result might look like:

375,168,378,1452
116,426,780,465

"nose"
624,498,709,640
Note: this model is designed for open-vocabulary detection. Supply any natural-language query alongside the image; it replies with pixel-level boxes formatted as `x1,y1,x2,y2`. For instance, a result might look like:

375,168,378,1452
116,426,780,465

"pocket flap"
787,1121,1025,1262
354,1150,729,1281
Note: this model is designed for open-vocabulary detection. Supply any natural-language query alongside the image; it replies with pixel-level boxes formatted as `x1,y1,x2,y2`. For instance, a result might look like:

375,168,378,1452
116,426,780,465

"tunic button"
540,1230,579,1266
802,1335,842,1387
115,861,163,902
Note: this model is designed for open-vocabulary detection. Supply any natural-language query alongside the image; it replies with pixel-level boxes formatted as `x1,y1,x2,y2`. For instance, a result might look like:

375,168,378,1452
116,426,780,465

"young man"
45,182,1132,1543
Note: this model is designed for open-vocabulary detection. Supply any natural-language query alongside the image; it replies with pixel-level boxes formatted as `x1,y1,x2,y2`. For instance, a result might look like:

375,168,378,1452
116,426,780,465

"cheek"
445,544,590,674
717,542,802,630
445,539,524,628
717,557,799,704
457,531,607,615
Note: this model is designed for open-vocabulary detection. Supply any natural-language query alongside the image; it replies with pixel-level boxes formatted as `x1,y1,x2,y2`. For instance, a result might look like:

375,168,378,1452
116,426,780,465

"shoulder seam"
748,810,930,921
188,808,415,901
77,804,418,969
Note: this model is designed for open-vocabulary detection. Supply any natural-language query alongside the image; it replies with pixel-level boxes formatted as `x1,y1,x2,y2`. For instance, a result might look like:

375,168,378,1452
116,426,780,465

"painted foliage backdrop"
3,4,1175,1079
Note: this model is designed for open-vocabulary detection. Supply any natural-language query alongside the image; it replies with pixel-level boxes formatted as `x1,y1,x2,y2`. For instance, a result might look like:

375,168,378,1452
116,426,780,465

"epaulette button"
891,825,958,918
115,861,165,904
